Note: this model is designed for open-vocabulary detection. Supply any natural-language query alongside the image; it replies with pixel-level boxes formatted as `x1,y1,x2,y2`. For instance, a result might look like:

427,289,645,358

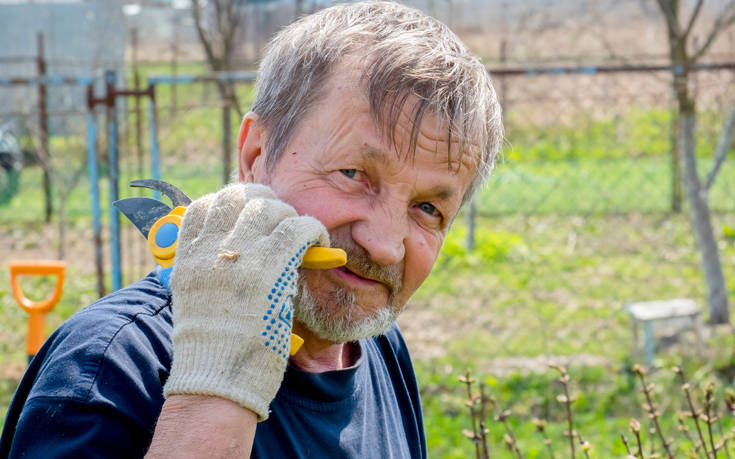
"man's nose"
352,206,407,267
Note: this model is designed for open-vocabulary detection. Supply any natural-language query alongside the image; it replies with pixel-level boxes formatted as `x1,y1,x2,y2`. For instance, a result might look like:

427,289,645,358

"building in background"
0,0,126,131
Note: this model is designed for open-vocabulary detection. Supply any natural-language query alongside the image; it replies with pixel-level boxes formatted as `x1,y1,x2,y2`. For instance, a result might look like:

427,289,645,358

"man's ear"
237,112,266,182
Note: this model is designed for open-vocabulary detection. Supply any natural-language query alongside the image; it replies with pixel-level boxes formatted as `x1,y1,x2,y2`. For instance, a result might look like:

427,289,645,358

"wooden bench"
625,298,702,366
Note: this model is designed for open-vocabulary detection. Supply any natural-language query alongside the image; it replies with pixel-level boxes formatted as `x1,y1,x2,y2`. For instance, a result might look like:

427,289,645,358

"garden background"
1,0,735,456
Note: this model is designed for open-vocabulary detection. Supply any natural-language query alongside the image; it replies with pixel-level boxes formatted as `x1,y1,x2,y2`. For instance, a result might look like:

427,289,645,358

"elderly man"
1,2,501,457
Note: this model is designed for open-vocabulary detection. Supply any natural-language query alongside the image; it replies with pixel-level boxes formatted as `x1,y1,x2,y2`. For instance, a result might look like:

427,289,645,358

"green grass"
410,214,735,457
411,213,733,363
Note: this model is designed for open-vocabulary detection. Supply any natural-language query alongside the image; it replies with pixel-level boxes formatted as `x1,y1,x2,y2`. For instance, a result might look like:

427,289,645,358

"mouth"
331,266,381,287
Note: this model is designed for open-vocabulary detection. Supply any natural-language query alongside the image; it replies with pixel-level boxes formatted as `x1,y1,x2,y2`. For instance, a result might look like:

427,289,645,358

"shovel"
9,260,66,362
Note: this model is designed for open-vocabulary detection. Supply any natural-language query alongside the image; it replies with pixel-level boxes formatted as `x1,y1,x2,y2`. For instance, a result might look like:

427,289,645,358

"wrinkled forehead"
386,102,481,176
317,59,483,175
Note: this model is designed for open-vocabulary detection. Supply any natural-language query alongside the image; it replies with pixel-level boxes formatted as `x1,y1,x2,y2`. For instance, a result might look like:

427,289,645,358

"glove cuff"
163,325,289,421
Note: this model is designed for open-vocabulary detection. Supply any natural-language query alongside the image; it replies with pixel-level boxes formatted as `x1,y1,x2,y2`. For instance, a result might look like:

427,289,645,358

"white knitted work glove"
162,183,329,420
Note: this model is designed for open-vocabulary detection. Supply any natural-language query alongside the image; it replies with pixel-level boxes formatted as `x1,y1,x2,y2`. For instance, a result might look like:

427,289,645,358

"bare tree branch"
216,1,227,50
190,0,246,116
192,0,219,68
656,0,682,37
705,106,735,191
692,3,735,61
683,0,704,40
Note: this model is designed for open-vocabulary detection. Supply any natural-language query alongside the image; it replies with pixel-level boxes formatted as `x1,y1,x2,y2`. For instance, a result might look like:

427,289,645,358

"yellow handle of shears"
146,206,347,355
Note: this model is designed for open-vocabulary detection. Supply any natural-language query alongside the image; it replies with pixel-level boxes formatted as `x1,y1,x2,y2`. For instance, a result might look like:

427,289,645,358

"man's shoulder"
361,323,425,457
73,270,172,323
27,271,173,404
368,323,411,363
377,322,408,349
363,323,418,389
0,273,173,456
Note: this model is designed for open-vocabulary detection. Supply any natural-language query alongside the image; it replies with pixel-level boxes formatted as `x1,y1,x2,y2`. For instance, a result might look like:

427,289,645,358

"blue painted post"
643,321,654,367
106,71,122,291
149,86,162,201
86,84,105,297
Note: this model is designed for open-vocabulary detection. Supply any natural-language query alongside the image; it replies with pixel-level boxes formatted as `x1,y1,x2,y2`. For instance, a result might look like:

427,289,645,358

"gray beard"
293,278,404,343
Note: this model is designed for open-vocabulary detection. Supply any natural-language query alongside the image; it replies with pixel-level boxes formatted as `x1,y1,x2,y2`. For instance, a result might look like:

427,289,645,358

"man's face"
242,70,476,342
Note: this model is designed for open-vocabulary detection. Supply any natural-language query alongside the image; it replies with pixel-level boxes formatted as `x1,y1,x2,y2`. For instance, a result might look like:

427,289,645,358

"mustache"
329,232,403,296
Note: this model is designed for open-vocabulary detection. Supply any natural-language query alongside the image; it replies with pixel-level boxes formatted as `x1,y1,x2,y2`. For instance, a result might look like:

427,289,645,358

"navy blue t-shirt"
0,271,426,458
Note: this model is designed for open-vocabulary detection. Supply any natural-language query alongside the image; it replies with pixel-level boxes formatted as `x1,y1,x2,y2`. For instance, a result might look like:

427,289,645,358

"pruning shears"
113,179,346,355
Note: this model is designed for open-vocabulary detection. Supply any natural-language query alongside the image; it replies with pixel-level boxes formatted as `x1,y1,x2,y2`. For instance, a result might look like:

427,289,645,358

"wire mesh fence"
405,62,735,376
0,12,733,390
1,59,733,329
480,65,735,216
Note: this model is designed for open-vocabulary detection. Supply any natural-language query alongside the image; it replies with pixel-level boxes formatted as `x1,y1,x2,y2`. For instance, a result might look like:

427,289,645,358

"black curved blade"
113,197,172,238
129,179,192,207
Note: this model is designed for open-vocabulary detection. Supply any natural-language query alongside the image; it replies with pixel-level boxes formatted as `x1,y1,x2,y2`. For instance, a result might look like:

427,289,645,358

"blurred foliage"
435,225,527,271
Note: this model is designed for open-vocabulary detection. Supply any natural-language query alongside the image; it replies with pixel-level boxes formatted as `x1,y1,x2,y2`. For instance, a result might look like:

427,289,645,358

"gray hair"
251,1,503,202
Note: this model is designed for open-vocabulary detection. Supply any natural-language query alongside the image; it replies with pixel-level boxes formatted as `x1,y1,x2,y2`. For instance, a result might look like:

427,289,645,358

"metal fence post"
132,28,144,177
86,84,105,298
105,70,122,291
170,13,180,118
37,32,52,223
149,84,162,201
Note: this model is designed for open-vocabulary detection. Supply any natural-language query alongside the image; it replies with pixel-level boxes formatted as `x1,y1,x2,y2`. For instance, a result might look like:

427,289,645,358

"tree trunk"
669,104,681,213
679,112,730,324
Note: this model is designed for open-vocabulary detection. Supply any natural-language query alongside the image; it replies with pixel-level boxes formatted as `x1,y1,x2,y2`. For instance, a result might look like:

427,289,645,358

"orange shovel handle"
9,260,66,356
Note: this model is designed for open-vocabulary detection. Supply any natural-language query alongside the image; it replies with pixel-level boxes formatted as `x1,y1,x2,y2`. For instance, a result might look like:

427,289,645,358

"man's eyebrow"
360,145,391,164
359,145,460,201
424,185,456,201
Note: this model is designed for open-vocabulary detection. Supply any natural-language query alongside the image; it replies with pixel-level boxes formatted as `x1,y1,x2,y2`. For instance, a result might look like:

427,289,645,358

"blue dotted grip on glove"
261,241,313,359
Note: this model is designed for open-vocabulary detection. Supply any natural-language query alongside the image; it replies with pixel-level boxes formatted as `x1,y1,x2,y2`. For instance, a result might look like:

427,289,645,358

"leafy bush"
435,225,527,272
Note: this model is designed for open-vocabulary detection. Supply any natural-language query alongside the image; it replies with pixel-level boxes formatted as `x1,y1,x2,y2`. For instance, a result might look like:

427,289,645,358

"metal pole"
131,27,143,280
86,85,105,297
132,28,144,177
171,12,179,118
37,32,52,222
149,85,162,201
643,321,654,367
106,71,122,291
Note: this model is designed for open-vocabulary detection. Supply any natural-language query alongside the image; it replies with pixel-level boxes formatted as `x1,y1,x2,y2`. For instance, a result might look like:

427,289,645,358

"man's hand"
162,183,329,420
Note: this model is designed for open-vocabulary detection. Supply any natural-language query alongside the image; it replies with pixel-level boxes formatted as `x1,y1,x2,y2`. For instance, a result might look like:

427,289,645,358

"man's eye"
417,202,438,216
340,169,358,179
